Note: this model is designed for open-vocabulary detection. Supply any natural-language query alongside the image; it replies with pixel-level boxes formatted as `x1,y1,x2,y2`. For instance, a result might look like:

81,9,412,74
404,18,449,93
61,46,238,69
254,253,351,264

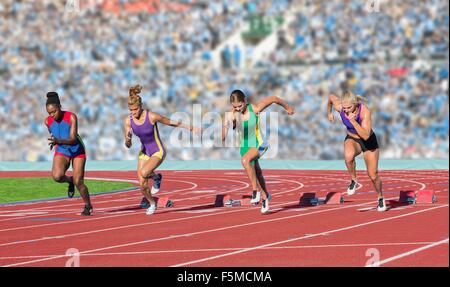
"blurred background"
0,0,448,162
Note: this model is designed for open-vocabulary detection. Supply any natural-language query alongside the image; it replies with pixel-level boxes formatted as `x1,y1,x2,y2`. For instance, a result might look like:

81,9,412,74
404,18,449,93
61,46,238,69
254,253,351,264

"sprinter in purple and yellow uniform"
123,85,198,216
45,92,93,216
327,90,386,212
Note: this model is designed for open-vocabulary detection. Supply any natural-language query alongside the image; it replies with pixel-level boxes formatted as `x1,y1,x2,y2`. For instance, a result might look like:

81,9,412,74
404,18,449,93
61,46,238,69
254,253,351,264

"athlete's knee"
367,172,379,182
52,172,65,183
344,155,355,165
140,169,153,179
241,158,250,168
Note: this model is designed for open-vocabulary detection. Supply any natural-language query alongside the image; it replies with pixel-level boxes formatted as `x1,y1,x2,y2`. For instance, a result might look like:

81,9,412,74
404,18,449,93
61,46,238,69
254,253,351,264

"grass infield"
0,177,135,204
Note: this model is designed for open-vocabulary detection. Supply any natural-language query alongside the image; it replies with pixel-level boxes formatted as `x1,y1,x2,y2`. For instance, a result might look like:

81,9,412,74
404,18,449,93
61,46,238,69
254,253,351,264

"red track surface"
0,169,448,267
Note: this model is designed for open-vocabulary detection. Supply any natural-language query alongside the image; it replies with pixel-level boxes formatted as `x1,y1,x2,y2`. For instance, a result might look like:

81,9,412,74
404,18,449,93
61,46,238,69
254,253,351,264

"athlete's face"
341,101,357,115
231,100,246,113
46,104,62,121
129,105,143,119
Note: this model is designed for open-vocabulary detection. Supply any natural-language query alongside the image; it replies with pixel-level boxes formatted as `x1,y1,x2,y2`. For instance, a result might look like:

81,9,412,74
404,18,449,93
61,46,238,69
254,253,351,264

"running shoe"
81,204,93,216
151,173,163,195
68,177,75,198
250,190,261,205
347,180,357,195
261,192,272,214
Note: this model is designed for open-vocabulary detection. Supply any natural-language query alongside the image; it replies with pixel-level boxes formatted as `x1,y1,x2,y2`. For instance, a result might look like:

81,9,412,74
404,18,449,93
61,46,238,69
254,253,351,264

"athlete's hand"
327,112,334,122
125,132,132,148
286,105,295,115
48,135,58,145
345,110,357,123
48,134,58,149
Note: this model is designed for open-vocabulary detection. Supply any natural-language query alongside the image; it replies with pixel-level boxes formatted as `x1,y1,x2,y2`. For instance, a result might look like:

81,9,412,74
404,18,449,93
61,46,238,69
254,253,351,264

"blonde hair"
341,90,367,105
128,85,142,107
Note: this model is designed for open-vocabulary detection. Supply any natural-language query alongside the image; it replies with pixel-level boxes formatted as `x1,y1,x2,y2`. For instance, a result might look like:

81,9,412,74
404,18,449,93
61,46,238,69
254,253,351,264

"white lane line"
3,192,443,267
370,238,450,267
171,205,448,267
1,241,444,260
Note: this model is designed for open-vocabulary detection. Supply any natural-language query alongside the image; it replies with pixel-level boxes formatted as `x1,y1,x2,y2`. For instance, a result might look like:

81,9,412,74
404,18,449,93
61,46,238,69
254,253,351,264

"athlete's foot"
146,203,157,215
68,177,75,198
151,173,163,195
81,204,93,216
261,192,272,214
250,190,261,205
140,197,150,208
347,180,357,195
377,198,387,212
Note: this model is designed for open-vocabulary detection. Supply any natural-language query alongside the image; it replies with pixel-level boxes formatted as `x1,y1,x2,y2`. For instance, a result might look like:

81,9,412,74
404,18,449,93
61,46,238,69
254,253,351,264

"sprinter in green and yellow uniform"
222,89,295,214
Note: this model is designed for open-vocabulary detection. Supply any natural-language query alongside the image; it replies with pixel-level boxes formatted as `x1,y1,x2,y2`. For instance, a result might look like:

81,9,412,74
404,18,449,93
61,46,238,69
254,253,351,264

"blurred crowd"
269,0,448,65
0,0,448,162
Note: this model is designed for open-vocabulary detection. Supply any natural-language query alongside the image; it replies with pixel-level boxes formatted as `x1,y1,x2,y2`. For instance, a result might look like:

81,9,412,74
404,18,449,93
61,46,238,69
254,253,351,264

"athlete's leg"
241,147,260,195
138,155,164,210
363,149,383,199
51,155,71,183
255,160,268,196
344,138,362,182
71,157,91,207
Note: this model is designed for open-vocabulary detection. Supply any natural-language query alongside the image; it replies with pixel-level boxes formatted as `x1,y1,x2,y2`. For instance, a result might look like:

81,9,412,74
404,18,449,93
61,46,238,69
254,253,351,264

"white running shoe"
151,173,163,195
347,180,357,195
261,192,272,214
250,190,261,204
146,203,157,215
377,198,387,212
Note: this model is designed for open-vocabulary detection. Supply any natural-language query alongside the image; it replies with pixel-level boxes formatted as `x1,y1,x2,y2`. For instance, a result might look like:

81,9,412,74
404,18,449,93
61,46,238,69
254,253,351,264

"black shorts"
345,132,379,152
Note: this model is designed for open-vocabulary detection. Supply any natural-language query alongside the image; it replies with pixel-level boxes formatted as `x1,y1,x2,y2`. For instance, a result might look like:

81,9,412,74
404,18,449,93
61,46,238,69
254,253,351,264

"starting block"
324,192,344,204
224,199,242,207
155,196,174,208
300,192,344,206
214,194,231,207
299,192,316,206
416,190,437,204
398,190,437,204
215,194,257,207
399,190,416,204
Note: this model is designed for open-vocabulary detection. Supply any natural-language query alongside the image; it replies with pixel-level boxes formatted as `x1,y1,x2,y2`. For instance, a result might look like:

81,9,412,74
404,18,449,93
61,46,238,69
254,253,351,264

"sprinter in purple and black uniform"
327,90,386,212
123,85,198,215
45,92,93,216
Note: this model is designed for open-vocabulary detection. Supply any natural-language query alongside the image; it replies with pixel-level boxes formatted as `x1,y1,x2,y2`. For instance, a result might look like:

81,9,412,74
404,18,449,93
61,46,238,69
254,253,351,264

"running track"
0,169,448,267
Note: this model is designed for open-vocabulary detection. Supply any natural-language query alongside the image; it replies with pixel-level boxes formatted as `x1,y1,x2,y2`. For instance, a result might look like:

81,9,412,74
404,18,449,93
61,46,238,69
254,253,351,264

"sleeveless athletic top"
130,110,165,157
239,104,267,150
340,102,362,135
46,111,85,157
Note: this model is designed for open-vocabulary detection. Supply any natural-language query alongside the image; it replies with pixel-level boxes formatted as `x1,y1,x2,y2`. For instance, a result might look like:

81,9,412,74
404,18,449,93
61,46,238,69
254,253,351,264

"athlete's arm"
254,96,295,115
222,109,235,142
347,105,372,140
44,118,55,150
150,112,199,133
327,93,342,122
124,117,132,148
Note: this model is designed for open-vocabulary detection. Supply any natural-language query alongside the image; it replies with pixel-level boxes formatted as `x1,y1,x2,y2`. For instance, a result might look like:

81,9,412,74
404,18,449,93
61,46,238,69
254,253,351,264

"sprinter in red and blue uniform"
45,92,93,216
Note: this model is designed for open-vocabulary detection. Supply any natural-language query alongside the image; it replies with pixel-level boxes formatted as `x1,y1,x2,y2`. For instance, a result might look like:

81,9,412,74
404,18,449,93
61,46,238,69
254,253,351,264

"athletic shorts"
138,150,165,161
240,144,269,165
345,132,379,152
54,151,86,159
